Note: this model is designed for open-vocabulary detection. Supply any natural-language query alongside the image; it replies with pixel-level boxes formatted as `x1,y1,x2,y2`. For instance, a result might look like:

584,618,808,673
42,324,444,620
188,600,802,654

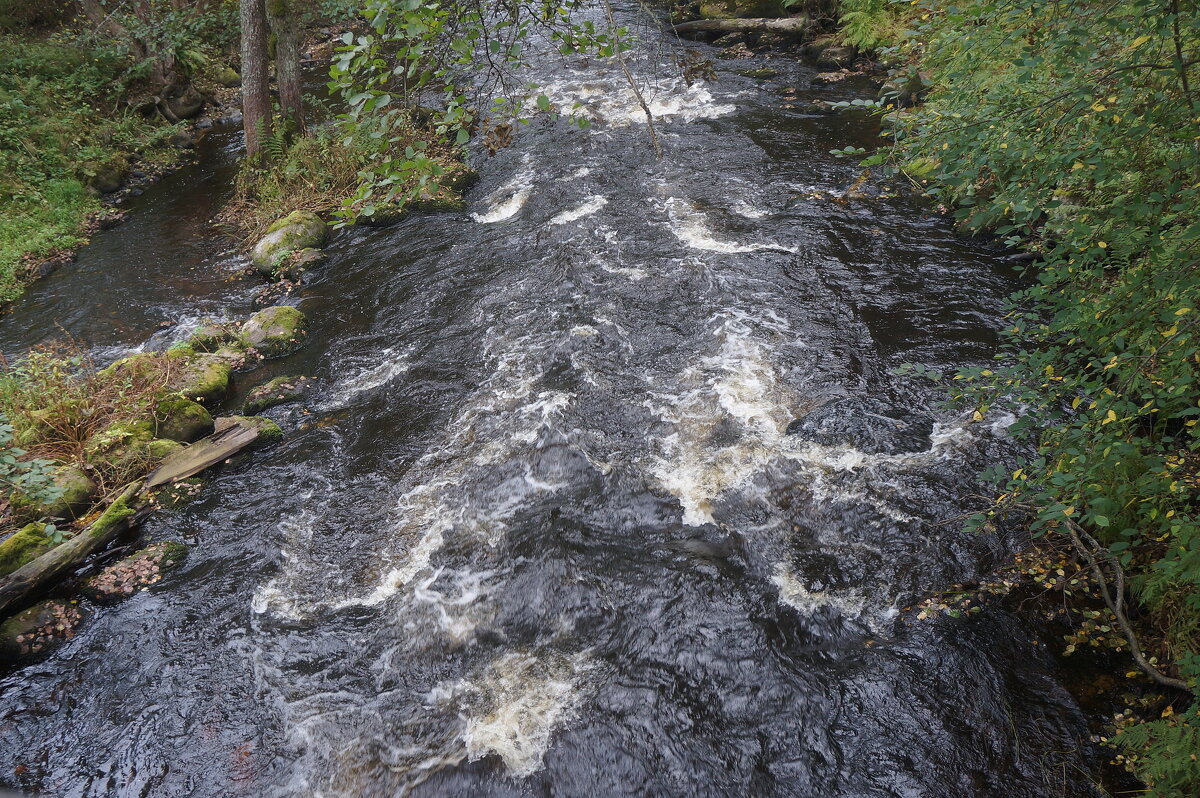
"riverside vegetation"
825,0,1200,792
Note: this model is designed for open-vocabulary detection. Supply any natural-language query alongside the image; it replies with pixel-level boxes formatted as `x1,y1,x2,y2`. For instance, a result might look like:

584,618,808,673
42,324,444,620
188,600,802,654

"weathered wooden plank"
144,419,263,488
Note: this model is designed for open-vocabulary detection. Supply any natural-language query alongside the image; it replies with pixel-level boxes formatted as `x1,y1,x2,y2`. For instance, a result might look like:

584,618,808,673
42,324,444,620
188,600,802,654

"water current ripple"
0,3,1102,796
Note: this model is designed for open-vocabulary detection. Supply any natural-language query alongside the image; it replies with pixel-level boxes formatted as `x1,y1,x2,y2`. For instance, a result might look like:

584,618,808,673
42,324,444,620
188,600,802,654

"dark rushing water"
0,6,1103,796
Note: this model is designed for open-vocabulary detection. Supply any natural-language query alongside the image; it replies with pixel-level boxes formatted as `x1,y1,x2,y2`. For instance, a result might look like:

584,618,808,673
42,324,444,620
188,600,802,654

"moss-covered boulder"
82,541,188,604
211,64,241,88
165,349,233,405
699,0,785,18
97,351,160,383
0,600,86,661
0,523,55,577
188,320,240,352
147,438,184,460
251,210,328,278
85,153,128,194
244,375,310,413
154,396,214,442
83,419,157,473
12,465,99,522
239,305,307,358
214,415,283,445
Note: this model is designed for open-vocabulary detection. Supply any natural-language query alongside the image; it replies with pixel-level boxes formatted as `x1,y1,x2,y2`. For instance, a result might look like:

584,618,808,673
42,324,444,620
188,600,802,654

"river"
0,4,1104,796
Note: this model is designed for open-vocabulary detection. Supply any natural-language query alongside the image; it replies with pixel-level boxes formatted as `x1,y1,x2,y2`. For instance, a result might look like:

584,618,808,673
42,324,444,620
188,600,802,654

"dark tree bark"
268,0,306,136
240,0,273,158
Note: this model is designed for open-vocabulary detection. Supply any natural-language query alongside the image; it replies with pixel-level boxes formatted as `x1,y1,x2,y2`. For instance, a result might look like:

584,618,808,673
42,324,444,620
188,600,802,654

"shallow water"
0,5,1103,796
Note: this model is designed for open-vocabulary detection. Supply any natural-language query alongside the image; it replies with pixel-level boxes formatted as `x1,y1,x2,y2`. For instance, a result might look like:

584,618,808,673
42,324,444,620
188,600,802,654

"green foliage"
328,0,624,224
0,421,61,509
835,0,908,50
0,34,180,300
870,0,1200,791
1116,705,1200,798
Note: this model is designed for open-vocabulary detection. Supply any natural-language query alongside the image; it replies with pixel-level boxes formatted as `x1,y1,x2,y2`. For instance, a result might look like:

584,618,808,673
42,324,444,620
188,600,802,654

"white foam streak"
665,199,795,254
550,195,607,225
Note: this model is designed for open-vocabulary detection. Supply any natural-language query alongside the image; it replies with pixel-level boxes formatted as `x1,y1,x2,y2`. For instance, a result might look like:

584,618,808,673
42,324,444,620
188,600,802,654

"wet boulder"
786,397,934,454
0,523,56,577
251,211,328,278
0,599,86,661
153,395,215,442
244,375,310,413
82,541,187,604
239,305,307,358
814,44,858,70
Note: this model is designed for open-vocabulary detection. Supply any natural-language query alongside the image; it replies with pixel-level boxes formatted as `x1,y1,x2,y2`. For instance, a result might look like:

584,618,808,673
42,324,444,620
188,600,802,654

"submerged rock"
153,396,215,442
0,600,86,661
244,375,310,413
82,541,187,604
239,305,307,358
0,523,55,577
251,210,328,278
786,397,934,454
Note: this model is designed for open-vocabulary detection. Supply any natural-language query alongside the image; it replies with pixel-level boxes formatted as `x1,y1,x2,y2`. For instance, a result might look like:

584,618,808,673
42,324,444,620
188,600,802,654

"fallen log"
671,15,812,38
0,483,149,618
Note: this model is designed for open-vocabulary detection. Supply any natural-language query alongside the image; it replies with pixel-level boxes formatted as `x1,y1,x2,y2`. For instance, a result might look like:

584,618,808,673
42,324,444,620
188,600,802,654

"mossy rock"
147,438,184,460
188,320,240,352
357,202,409,228
11,465,99,522
251,210,328,278
83,419,157,473
0,600,86,661
97,351,159,383
84,153,129,194
153,396,214,442
239,305,307,358
82,541,188,604
699,0,785,19
0,523,55,577
211,65,241,88
214,415,283,445
244,375,310,413
165,350,233,405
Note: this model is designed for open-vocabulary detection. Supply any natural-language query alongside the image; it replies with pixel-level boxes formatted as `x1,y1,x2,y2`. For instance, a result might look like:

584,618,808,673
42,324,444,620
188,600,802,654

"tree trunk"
268,0,306,136
671,15,812,38
240,0,273,158
0,484,149,619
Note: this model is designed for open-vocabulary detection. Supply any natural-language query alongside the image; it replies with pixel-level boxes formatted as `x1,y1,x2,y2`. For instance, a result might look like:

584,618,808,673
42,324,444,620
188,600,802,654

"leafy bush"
861,0,1200,791
835,0,909,50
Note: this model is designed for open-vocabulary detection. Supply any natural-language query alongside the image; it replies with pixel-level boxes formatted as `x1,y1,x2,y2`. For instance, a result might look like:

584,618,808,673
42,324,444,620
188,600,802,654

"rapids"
0,4,1104,796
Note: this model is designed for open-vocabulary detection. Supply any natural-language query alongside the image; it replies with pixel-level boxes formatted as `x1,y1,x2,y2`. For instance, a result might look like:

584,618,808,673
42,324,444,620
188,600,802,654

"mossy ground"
0,33,182,302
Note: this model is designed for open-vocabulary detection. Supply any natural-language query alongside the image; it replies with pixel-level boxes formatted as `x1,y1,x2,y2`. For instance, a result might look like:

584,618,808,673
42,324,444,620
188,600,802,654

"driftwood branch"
603,0,662,159
1064,518,1191,692
671,15,812,39
0,483,149,618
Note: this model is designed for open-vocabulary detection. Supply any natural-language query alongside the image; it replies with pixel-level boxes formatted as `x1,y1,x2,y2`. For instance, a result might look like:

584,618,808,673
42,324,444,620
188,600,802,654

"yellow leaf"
1091,103,1106,112
1098,241,1107,248
1071,161,1085,170
1130,34,1151,48
1103,409,1118,424
1071,397,1082,409
1176,307,1191,315
972,410,984,422
1063,506,1075,516
1162,325,1179,337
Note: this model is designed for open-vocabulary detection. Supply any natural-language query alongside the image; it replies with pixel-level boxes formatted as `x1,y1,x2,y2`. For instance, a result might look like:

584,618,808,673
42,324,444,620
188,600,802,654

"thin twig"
1063,517,1191,692
601,0,662,159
